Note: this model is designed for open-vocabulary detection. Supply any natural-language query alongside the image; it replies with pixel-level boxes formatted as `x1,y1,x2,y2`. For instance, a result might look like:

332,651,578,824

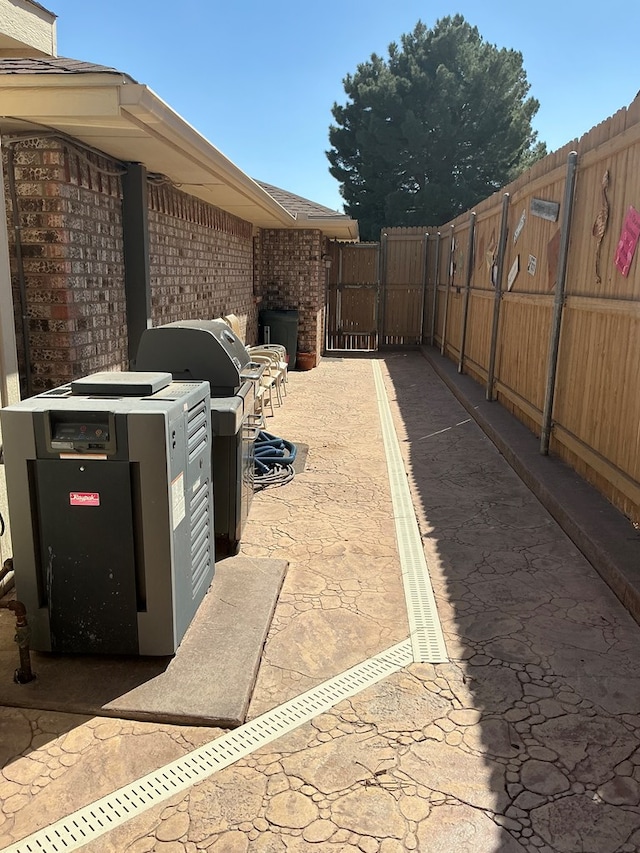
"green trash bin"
259,309,299,369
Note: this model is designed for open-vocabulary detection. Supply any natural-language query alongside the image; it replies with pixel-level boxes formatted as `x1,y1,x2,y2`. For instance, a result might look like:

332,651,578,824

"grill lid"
136,320,251,395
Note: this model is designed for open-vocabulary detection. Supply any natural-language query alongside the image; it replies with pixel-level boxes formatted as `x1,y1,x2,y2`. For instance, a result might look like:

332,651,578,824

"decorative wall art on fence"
614,205,640,277
592,169,610,284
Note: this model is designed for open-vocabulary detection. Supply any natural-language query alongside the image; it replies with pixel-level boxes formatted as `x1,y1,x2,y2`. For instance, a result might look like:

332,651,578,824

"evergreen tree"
328,15,546,240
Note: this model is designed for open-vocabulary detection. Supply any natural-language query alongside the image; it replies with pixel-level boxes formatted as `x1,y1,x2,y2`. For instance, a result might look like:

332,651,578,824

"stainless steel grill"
136,320,263,557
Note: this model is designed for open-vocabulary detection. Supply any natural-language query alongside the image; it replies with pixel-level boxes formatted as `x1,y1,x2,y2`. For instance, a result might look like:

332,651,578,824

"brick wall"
254,229,326,357
148,184,257,342
4,137,127,393
3,134,327,392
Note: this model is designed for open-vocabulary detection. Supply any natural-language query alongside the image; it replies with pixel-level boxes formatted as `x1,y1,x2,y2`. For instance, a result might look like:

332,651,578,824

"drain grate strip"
372,360,448,664
5,640,413,853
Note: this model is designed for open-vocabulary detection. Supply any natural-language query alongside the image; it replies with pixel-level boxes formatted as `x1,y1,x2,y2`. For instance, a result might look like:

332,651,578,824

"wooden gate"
380,229,429,346
325,242,380,351
325,229,430,352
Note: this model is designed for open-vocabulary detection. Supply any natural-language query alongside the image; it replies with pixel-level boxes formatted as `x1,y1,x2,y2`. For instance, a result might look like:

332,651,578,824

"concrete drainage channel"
372,360,448,664
6,360,448,853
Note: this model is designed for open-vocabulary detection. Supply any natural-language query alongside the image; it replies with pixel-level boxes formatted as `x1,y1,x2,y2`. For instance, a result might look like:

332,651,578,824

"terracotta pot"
295,351,316,371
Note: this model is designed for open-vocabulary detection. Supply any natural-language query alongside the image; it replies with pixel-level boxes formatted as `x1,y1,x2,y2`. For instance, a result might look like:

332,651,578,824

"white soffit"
0,73,357,236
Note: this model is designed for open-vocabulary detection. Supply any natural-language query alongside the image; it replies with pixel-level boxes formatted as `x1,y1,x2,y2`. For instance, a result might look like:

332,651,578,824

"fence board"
339,243,379,284
463,290,493,374
381,232,426,344
555,303,640,481
496,296,553,414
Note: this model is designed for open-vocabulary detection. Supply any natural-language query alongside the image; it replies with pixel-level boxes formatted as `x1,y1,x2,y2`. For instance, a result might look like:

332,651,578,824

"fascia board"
119,83,296,227
0,83,121,117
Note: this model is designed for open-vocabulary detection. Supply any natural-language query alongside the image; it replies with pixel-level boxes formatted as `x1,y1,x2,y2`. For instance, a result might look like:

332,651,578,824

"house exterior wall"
3,136,264,394
3,137,127,393
0,0,57,58
254,228,326,358
147,183,256,343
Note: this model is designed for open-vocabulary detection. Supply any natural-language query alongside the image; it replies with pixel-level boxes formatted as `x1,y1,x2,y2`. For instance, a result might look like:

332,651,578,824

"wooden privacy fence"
426,94,640,526
326,93,640,526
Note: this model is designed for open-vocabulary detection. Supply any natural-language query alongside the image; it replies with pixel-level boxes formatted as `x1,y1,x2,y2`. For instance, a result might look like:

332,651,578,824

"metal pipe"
458,212,477,373
0,597,36,684
0,557,12,581
540,151,579,456
6,143,33,397
486,193,511,400
429,232,441,346
0,567,15,598
323,243,331,353
440,225,455,357
419,231,429,344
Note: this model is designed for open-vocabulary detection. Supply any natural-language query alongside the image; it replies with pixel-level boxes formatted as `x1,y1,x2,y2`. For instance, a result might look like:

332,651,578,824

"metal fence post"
429,232,441,346
440,225,455,357
379,232,388,347
420,231,429,343
486,193,511,400
540,151,579,455
458,212,477,373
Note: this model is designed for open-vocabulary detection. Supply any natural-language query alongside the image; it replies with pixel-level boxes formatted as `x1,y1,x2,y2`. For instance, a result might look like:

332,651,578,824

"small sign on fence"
508,255,520,290
531,198,560,222
513,210,526,243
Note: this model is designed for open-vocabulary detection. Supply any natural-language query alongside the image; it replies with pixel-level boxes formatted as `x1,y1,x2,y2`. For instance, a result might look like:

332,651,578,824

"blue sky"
54,1,640,212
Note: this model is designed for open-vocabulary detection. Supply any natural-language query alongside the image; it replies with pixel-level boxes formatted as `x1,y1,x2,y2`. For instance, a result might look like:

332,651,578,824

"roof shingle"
256,181,344,218
0,56,135,81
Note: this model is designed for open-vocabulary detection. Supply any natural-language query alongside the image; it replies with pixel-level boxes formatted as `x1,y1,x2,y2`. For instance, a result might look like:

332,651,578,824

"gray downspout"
486,193,511,401
0,134,21,409
429,232,441,346
122,163,152,368
540,151,579,455
440,225,455,357
6,144,33,398
457,212,476,374
322,244,330,354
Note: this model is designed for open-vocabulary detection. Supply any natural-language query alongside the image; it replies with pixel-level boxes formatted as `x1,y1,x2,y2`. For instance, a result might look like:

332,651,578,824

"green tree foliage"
328,15,546,240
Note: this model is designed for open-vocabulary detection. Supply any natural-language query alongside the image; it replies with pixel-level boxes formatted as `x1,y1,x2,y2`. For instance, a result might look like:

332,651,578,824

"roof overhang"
0,71,358,239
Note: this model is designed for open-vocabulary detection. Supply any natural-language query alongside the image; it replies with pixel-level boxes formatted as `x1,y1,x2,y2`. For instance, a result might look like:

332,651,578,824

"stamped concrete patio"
1,350,640,852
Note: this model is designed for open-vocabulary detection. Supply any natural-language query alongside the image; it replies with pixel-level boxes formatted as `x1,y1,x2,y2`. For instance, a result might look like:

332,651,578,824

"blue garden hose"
254,430,297,490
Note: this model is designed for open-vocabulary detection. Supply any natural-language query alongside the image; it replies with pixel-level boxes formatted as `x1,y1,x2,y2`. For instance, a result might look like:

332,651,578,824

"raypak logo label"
69,492,100,507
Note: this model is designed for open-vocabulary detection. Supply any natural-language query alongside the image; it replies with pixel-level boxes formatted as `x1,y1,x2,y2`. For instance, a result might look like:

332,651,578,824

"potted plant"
295,351,316,371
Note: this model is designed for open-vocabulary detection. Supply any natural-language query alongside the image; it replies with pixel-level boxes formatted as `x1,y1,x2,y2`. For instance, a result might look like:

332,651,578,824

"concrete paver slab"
0,557,286,726
0,707,222,849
